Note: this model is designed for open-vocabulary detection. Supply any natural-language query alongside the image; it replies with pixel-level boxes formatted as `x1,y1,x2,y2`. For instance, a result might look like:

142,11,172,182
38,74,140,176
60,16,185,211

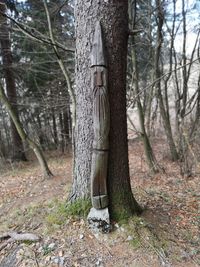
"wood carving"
90,21,110,209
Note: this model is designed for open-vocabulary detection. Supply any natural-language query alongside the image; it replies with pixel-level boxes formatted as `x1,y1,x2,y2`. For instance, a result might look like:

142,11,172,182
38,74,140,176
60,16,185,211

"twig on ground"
0,231,40,242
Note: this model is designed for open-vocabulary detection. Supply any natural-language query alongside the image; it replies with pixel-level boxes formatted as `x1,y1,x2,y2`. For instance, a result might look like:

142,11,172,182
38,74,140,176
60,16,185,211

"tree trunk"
63,108,71,146
71,0,141,219
0,83,53,178
36,113,45,150
130,33,159,173
0,2,27,161
2,109,10,152
154,0,179,161
0,130,6,158
59,112,64,153
52,108,58,148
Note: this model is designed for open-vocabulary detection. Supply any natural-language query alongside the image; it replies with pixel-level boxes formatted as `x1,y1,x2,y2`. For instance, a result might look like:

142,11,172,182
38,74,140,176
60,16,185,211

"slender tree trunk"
43,0,76,149
180,0,187,119
175,0,200,174
146,82,155,136
44,114,51,149
143,0,154,137
0,130,6,158
63,110,70,148
154,0,179,161
129,1,159,173
1,106,10,153
59,112,65,153
132,46,159,173
36,113,45,150
52,108,58,147
0,83,53,178
71,0,141,218
0,2,27,161
59,110,70,153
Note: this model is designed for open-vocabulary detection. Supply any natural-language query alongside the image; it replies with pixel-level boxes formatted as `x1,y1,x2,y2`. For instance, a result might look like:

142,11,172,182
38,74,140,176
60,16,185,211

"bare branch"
0,10,75,53
43,0,76,132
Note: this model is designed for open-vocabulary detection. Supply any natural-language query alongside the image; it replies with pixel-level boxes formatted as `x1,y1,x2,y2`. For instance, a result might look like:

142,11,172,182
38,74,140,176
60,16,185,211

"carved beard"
93,85,110,150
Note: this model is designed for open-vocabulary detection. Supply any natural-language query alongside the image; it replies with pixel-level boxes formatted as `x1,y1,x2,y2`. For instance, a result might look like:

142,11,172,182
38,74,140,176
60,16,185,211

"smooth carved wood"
90,22,110,209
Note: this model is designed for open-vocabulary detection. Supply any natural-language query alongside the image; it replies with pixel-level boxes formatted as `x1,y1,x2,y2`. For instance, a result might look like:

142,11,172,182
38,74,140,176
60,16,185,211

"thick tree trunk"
0,3,27,161
103,1,141,218
71,0,141,219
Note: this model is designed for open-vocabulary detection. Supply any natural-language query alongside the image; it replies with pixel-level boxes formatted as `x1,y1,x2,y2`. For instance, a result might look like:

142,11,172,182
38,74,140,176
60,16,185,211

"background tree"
128,0,160,173
0,1,27,161
0,0,75,159
0,81,53,178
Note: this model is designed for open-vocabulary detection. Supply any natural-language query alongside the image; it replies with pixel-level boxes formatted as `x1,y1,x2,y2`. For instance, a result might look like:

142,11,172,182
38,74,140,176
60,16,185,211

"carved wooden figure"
90,21,110,209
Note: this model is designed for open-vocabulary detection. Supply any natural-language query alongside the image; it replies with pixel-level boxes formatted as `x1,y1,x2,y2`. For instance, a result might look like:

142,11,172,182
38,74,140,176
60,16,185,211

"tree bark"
71,0,141,219
0,2,27,161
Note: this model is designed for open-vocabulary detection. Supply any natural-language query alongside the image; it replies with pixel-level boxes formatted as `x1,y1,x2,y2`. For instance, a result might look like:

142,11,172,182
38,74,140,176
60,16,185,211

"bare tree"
154,0,179,161
128,0,160,173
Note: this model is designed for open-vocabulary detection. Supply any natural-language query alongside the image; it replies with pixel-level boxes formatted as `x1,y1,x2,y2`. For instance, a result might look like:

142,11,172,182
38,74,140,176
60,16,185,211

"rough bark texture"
102,1,141,218
70,1,95,200
0,3,27,161
72,0,141,218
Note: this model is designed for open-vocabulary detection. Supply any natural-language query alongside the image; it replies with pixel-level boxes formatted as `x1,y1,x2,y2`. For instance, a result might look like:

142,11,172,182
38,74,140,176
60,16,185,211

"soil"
0,140,199,267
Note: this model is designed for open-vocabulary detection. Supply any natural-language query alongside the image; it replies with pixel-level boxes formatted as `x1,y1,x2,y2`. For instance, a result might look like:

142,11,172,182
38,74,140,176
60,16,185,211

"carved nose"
96,71,103,86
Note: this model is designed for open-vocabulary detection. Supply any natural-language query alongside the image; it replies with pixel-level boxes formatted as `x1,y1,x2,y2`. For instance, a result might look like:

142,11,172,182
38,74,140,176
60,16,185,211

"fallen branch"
0,231,40,242
0,231,40,251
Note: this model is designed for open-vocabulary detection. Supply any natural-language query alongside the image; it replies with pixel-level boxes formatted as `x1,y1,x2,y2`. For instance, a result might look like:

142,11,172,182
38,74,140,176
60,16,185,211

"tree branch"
43,0,76,133
0,10,75,53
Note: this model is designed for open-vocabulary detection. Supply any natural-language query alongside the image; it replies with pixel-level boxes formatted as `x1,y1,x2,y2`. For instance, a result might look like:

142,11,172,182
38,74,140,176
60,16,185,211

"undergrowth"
45,198,91,226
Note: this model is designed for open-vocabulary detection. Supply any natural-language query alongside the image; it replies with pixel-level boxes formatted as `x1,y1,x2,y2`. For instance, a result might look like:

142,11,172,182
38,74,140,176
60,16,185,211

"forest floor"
0,138,199,267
